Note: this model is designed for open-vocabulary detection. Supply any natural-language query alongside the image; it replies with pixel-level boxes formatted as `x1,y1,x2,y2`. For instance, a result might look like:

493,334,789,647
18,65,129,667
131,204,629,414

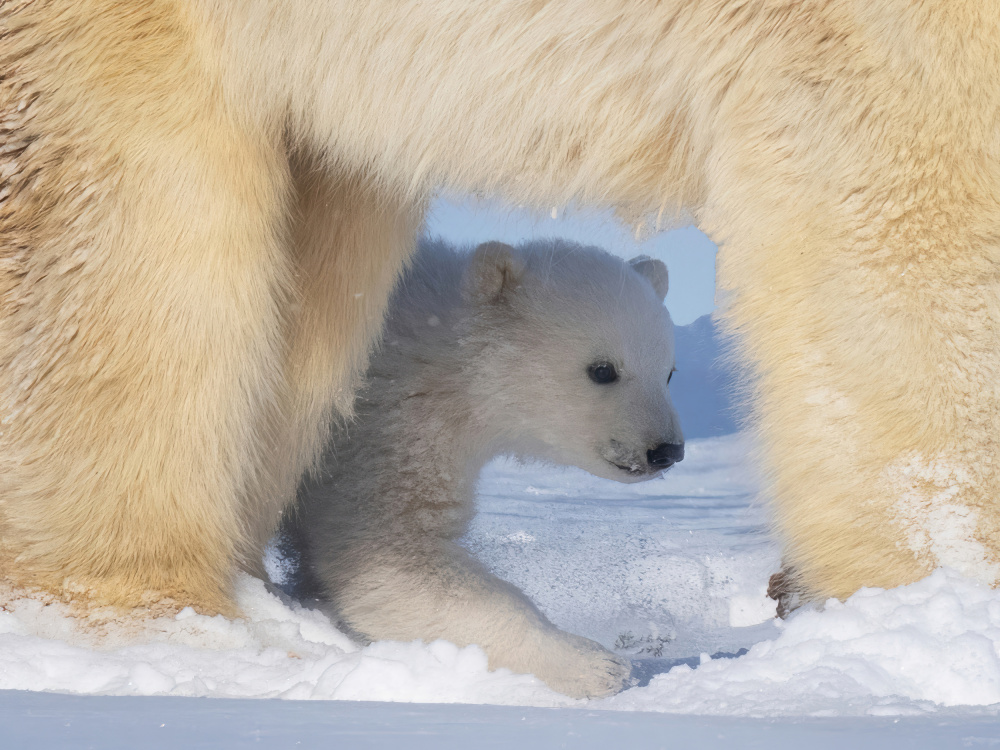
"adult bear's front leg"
723,237,1000,603
703,77,1000,602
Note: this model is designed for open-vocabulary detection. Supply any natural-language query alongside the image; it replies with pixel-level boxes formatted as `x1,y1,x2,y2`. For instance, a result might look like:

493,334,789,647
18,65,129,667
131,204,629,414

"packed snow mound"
608,568,1000,716
1,567,998,716
0,574,569,706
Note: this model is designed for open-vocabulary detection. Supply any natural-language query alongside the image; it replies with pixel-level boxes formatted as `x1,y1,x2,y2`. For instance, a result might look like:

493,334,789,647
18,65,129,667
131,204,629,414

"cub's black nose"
647,442,684,469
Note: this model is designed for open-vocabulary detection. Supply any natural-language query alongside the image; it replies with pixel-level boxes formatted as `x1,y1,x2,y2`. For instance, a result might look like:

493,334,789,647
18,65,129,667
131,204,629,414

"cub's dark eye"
588,362,618,384
668,369,675,385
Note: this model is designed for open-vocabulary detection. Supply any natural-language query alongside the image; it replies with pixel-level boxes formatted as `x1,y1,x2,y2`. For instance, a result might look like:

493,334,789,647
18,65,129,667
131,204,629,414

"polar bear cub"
288,239,684,698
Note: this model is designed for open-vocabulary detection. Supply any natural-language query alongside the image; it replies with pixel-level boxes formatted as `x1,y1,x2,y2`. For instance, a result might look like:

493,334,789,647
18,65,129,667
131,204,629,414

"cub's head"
463,240,684,483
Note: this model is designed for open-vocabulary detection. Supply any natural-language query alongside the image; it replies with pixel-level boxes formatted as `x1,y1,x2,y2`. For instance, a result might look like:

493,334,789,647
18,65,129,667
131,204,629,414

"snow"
5,692,1000,750
6,692,999,750
608,569,1000,716
0,573,564,705
888,451,1000,584
1,315,998,743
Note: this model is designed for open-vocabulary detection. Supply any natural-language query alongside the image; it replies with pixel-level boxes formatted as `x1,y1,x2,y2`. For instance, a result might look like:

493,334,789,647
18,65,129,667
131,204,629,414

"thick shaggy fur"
1,1,998,610
289,239,682,699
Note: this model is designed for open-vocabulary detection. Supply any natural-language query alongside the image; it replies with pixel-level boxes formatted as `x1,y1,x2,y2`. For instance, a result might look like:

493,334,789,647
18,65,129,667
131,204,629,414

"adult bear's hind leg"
0,7,294,611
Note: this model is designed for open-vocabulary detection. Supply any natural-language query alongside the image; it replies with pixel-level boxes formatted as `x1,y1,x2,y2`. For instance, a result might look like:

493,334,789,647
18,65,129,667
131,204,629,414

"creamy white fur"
289,239,682,698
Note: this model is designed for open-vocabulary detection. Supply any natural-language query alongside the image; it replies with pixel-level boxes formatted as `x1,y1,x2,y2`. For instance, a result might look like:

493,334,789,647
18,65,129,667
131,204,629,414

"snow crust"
1,433,998,718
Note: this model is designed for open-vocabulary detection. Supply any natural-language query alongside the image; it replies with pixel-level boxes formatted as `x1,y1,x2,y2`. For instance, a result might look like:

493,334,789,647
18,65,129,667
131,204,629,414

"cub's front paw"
532,631,631,699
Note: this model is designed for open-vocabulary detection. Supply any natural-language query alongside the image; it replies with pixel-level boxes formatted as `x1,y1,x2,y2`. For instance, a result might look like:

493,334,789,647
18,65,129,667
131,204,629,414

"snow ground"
6,691,1000,750
1,433,999,746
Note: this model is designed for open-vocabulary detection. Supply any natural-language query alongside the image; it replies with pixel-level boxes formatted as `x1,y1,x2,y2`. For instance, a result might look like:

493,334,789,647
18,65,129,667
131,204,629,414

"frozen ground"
6,691,1000,750
1,433,999,746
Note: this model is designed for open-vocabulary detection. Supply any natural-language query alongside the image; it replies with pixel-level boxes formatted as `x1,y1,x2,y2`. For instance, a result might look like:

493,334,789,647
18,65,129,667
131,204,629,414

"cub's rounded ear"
463,242,527,305
629,255,668,302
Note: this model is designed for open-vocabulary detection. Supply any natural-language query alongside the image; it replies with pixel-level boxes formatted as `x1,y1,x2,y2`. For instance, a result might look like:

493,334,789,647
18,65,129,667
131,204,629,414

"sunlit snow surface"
2,434,1000,720
466,434,779,666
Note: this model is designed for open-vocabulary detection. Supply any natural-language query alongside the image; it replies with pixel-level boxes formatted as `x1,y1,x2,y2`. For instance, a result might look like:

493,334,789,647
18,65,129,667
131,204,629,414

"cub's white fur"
289,239,682,698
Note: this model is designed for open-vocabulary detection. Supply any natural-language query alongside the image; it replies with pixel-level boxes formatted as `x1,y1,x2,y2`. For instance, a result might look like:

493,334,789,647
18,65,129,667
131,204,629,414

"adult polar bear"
1,1,997,612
